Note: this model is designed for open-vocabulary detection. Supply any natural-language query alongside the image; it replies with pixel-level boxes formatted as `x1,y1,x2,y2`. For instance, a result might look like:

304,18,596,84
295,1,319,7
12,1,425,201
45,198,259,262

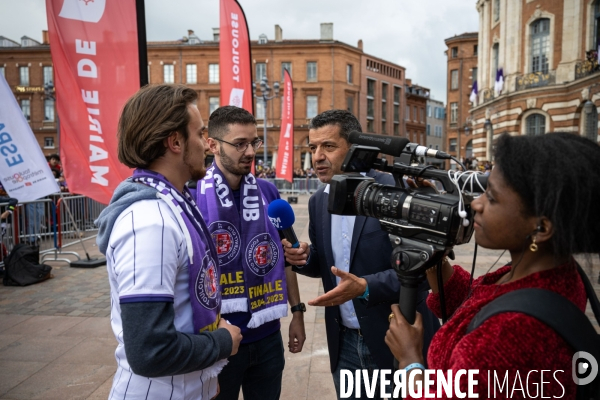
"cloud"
1,0,479,100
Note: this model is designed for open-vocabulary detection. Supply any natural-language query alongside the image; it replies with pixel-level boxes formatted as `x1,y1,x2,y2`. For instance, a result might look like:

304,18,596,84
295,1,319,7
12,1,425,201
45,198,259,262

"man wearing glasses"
194,106,305,400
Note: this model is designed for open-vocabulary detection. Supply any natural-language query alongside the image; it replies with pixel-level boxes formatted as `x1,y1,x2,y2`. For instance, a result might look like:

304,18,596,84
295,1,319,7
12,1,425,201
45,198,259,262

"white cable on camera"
446,170,486,227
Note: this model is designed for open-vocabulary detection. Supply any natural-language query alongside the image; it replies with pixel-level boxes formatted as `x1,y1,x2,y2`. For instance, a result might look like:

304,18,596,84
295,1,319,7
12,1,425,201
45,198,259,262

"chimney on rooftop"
275,25,283,42
42,30,49,45
357,39,363,50
188,30,194,36
320,23,333,41
213,28,220,41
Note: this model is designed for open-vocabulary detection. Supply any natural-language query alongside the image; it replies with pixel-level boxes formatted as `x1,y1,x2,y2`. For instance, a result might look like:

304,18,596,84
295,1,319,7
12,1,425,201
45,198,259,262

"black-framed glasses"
214,138,263,153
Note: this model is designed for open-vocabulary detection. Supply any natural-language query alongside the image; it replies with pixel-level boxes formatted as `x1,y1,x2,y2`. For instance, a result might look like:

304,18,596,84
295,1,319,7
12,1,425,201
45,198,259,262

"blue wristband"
405,363,425,372
357,284,369,300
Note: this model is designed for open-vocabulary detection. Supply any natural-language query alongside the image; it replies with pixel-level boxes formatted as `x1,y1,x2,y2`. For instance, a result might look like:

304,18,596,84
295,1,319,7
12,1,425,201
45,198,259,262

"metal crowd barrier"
261,178,324,194
0,195,107,268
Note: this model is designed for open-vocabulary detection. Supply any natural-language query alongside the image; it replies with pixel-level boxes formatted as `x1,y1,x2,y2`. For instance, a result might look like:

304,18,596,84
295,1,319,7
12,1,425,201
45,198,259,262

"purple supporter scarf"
132,169,221,334
197,163,287,328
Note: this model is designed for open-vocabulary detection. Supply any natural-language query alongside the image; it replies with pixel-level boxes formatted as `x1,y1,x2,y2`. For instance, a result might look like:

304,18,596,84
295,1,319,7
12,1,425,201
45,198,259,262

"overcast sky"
1,0,479,101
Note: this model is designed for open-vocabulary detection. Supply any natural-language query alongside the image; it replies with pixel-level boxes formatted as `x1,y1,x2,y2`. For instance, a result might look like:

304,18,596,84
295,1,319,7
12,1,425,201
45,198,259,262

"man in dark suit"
283,110,439,400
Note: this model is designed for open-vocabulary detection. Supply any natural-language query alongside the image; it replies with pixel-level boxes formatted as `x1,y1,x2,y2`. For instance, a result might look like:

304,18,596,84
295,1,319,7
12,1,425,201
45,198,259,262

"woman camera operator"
385,132,600,398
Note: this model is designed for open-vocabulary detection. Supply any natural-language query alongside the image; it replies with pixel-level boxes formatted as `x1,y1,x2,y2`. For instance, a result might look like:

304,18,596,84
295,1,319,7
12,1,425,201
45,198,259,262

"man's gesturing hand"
218,318,242,356
282,239,310,266
307,266,367,307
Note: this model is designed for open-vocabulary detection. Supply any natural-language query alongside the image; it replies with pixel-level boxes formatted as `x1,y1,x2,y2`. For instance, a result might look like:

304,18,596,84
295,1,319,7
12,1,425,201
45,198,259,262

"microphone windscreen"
267,199,296,229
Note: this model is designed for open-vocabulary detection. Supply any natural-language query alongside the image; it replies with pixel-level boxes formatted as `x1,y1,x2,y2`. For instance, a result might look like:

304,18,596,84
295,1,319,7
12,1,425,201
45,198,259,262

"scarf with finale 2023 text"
197,163,287,328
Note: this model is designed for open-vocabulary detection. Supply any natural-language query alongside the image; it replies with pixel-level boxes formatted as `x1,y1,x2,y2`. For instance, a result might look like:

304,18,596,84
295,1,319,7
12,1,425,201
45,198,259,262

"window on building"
44,137,54,148
281,62,292,80
382,102,387,121
472,67,478,82
367,120,374,133
256,100,265,120
347,96,354,114
347,64,353,84
449,138,457,152
413,106,418,121
21,99,30,120
163,64,174,84
367,99,374,122
585,104,599,141
258,34,268,45
307,62,317,82
406,105,410,120
148,65,151,83
44,99,55,121
186,64,197,84
307,95,318,118
20,66,29,86
420,108,424,123
466,140,473,158
256,62,267,82
394,86,401,103
451,70,459,90
420,133,424,145
393,123,399,135
474,44,478,56
381,121,387,134
427,105,431,118
594,0,600,49
0,67,4,77
382,83,388,101
526,113,546,135
209,97,219,116
493,0,500,22
427,124,431,136
209,64,219,83
531,19,550,74
450,102,458,124
492,43,500,81
367,79,375,97
43,66,53,85
451,47,458,58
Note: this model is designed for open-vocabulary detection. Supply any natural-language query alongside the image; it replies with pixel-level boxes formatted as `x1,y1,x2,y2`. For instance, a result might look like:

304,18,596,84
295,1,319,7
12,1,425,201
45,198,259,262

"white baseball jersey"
106,199,218,400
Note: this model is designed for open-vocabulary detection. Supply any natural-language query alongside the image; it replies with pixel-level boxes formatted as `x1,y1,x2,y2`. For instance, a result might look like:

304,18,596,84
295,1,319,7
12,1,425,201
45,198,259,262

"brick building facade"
1,24,416,169
445,32,479,168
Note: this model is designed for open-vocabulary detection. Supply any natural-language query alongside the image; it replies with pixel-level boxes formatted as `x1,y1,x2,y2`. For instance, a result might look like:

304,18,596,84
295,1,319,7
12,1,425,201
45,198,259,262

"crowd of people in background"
463,157,492,174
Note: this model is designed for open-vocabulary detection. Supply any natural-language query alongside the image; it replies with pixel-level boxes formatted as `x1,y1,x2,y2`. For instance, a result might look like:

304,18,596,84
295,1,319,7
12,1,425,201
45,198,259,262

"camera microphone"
405,143,452,160
267,199,299,248
348,131,410,157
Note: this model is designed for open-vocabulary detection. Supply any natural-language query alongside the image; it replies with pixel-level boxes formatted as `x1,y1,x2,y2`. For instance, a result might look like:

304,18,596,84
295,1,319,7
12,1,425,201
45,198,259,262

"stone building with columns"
467,0,600,163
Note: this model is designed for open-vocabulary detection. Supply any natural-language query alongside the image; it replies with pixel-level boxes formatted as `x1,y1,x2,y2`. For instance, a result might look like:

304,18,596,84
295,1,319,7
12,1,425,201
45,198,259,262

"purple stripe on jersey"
120,295,174,304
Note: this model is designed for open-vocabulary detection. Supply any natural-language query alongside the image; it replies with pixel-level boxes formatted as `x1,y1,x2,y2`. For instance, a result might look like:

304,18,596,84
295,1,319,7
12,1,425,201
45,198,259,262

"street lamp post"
44,81,59,153
252,77,280,167
483,107,495,162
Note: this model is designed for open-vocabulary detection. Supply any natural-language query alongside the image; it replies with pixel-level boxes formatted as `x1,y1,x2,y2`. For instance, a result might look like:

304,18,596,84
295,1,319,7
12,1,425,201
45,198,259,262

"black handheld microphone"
267,199,299,248
348,131,410,157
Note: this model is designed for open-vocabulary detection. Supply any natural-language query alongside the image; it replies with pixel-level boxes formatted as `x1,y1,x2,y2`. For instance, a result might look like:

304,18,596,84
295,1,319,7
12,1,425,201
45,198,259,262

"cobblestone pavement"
0,193,598,399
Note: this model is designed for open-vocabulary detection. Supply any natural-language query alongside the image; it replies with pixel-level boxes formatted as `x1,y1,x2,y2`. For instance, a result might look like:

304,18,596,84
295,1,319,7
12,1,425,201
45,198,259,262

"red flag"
219,0,254,114
276,69,294,183
46,0,138,204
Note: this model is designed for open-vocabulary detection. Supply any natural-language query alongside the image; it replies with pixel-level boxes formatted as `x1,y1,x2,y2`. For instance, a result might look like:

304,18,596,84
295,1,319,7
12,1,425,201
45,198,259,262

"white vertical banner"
0,75,60,201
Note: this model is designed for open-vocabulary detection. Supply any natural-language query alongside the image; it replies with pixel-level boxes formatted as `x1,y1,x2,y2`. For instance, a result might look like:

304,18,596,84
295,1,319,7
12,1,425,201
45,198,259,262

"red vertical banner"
276,69,293,183
219,0,254,114
46,0,138,204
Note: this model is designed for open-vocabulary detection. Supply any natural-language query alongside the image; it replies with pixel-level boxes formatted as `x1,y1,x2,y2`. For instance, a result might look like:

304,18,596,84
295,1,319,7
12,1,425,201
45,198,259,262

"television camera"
328,131,487,325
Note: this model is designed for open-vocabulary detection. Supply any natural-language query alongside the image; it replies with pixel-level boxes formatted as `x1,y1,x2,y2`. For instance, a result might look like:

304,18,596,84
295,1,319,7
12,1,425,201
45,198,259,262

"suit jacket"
293,170,440,372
